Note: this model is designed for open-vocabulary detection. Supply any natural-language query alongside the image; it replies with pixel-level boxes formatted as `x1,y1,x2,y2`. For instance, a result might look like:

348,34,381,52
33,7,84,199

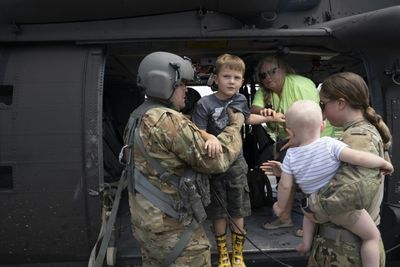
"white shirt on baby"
281,136,348,194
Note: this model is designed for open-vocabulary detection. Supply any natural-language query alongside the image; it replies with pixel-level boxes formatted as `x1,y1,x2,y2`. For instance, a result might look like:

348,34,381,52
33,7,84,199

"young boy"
191,53,285,267
271,100,393,267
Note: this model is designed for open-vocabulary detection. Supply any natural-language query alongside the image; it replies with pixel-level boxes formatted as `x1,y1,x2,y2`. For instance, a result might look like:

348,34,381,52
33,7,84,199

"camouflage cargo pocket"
360,178,381,209
318,177,380,215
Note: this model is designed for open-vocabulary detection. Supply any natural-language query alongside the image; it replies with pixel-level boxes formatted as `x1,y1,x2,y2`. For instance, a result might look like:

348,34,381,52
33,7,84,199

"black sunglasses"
259,67,279,80
319,100,333,111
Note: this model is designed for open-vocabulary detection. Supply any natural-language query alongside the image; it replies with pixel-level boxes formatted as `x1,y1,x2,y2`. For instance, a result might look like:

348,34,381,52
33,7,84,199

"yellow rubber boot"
216,233,232,267
231,231,246,267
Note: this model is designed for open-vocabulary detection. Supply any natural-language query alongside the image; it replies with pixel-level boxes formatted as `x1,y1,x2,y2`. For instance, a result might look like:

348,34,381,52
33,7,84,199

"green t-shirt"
252,74,336,139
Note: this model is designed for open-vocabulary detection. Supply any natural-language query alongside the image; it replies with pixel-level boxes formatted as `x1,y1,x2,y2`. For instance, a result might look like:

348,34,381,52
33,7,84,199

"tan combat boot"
215,233,232,267
231,231,246,267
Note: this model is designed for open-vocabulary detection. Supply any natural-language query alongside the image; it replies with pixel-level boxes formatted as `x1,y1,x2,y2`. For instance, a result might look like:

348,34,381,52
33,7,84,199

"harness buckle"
118,144,133,165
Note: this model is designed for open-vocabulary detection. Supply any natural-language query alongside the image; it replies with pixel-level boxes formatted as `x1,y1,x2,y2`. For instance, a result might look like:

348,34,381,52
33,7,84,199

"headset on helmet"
137,51,195,100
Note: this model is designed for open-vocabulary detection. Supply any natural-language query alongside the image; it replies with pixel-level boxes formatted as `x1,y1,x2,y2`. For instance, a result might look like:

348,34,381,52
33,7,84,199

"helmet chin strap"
169,61,181,87
167,92,181,111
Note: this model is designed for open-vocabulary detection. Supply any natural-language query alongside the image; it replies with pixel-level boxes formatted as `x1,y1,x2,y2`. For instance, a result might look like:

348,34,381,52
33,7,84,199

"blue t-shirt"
192,93,250,136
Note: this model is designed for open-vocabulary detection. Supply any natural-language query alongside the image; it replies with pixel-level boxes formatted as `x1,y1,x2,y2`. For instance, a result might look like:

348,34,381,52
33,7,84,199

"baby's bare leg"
296,216,315,255
345,209,380,267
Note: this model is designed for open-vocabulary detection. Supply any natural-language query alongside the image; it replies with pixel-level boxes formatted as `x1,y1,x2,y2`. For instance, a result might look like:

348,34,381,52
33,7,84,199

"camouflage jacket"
316,119,385,223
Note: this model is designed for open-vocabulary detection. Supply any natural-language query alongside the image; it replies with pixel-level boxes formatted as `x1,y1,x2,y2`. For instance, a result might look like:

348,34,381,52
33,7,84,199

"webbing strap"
88,172,128,267
134,129,179,187
163,218,199,266
134,168,180,219
123,100,165,168
134,129,164,175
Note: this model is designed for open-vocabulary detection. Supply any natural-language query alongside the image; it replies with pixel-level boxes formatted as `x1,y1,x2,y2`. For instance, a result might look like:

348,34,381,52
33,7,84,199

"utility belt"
318,224,361,244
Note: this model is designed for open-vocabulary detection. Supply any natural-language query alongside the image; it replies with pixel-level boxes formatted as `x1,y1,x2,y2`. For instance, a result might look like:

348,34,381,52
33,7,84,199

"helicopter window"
0,166,13,190
0,85,13,107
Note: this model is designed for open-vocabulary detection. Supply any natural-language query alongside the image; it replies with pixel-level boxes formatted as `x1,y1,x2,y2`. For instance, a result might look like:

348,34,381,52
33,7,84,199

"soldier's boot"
231,231,246,267
216,233,232,267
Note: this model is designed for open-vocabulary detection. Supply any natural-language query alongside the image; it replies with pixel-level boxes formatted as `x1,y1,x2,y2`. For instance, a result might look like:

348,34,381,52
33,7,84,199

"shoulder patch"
350,130,368,136
347,126,368,136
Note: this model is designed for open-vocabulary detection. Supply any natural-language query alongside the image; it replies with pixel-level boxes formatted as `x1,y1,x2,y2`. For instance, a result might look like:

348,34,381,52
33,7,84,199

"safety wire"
212,189,294,267
386,242,400,254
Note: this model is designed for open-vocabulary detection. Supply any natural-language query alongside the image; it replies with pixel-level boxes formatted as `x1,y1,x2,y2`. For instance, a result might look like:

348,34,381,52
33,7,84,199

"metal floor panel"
115,192,305,265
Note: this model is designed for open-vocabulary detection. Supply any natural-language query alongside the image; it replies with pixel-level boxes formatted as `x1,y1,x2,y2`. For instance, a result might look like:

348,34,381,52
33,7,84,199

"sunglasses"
259,67,279,80
319,100,334,111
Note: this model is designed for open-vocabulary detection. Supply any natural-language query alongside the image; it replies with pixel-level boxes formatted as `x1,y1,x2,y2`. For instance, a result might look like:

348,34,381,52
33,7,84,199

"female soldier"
306,72,392,266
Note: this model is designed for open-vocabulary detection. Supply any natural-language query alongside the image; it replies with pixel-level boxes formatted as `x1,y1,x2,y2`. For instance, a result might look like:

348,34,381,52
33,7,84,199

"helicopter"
0,0,400,266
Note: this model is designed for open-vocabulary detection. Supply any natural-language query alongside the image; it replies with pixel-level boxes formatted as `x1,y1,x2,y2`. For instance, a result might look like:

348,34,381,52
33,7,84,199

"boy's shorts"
207,156,251,220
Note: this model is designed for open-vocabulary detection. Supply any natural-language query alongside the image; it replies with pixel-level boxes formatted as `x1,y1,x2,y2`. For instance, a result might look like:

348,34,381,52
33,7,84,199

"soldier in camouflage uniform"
123,51,245,267
306,72,392,267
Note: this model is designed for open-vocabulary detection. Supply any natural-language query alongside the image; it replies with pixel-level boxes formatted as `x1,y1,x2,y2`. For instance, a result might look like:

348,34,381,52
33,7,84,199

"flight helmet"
137,51,195,100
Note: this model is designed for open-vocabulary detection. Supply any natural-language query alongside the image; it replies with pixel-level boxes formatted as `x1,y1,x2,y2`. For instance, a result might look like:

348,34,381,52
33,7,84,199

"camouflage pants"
129,192,211,267
307,230,385,267
316,173,381,216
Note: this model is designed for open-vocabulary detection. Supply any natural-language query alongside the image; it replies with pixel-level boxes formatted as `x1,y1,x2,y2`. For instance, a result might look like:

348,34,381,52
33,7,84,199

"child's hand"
381,161,394,175
260,160,282,177
204,135,222,158
280,136,298,151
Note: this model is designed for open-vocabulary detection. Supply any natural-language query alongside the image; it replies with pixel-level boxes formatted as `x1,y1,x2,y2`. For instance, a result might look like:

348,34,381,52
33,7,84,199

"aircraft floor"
115,192,306,266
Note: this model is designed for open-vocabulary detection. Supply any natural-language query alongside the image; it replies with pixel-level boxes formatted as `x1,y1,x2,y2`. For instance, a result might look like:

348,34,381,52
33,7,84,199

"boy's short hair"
215,54,245,75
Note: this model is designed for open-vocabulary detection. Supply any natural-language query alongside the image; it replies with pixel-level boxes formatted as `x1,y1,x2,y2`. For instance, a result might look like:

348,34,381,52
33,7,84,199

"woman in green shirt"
251,55,334,231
